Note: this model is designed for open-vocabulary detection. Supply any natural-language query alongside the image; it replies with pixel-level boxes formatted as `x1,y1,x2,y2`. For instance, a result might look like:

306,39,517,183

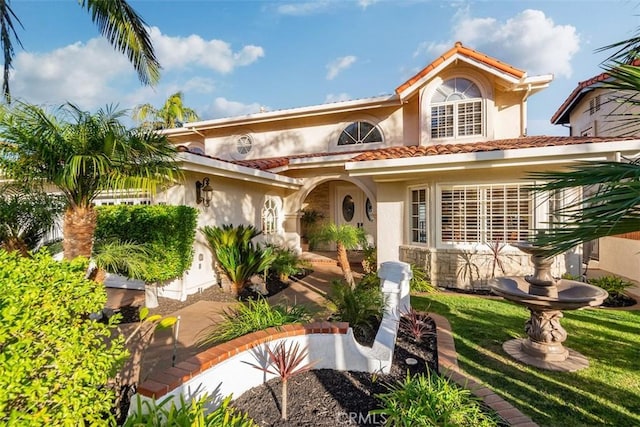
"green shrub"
268,245,310,282
372,371,499,427
329,280,384,342
202,224,275,293
198,298,310,346
588,275,634,300
95,205,198,282
0,250,127,424
125,394,255,426
410,264,437,293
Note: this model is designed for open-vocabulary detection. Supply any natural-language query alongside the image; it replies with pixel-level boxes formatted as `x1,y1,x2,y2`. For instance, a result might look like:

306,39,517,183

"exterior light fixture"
196,177,213,207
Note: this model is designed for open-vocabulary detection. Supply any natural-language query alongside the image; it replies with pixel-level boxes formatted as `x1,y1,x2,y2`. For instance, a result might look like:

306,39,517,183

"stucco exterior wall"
598,236,640,282
569,89,640,137
201,106,404,161
493,90,524,139
375,182,405,264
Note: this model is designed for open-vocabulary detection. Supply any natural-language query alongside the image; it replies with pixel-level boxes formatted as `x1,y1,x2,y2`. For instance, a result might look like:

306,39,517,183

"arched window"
430,78,483,139
337,121,383,146
262,196,280,235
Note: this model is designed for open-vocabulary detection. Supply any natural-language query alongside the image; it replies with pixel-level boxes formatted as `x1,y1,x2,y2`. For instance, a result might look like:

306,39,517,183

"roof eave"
345,140,640,178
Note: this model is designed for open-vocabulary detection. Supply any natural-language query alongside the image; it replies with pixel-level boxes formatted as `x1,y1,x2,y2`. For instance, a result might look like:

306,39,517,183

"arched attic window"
337,121,383,146
430,78,483,139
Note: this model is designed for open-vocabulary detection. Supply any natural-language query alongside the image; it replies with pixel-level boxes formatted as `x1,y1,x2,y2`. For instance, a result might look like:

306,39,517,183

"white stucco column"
376,182,405,264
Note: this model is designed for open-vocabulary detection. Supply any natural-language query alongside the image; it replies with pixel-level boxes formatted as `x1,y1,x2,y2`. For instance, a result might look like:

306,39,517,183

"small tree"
310,223,366,288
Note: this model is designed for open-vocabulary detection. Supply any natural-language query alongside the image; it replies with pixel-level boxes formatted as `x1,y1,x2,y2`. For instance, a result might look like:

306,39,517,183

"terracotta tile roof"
349,136,639,162
396,42,526,94
550,59,640,125
234,149,370,170
550,72,610,124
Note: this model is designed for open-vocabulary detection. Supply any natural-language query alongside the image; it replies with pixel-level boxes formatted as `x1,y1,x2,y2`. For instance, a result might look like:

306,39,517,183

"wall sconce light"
196,177,213,207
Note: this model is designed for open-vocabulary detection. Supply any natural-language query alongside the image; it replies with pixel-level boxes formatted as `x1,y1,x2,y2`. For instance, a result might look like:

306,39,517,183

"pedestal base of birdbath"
502,339,589,372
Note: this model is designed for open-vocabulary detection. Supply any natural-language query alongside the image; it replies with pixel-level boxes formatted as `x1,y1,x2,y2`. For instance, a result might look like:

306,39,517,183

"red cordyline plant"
399,307,434,343
249,341,316,420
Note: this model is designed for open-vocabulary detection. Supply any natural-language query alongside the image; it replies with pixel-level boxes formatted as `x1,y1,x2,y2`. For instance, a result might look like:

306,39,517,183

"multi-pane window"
410,188,428,244
338,121,383,145
262,197,279,235
431,78,483,139
440,184,532,244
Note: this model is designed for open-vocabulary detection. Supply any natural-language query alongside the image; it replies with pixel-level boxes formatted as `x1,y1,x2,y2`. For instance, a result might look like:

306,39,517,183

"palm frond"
81,0,161,86
0,0,23,101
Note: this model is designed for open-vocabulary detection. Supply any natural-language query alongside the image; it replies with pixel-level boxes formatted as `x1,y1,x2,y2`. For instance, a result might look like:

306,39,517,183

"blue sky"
6,0,640,136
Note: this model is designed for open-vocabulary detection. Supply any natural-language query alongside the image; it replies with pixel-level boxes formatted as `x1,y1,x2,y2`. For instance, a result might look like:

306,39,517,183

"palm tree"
310,223,366,288
0,101,180,260
133,92,199,130
531,28,640,256
0,0,160,101
0,184,65,256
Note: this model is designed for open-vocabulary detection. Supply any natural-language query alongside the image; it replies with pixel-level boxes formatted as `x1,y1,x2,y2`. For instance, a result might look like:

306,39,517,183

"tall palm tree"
310,223,366,288
0,101,180,260
133,91,199,130
0,0,160,101
531,28,640,256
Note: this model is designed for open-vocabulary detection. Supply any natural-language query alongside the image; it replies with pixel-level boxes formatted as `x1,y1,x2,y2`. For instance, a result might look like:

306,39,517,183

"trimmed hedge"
0,250,127,424
95,205,198,282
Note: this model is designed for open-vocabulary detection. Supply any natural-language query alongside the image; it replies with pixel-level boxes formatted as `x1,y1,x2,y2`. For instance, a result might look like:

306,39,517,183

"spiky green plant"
267,245,310,282
329,279,383,343
201,224,275,294
198,298,310,346
372,371,500,427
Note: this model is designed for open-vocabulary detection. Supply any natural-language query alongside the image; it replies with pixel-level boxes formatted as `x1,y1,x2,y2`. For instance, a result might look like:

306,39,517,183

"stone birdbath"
490,242,608,371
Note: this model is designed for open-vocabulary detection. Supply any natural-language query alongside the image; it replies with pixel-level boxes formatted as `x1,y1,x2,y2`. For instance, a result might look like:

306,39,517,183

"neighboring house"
552,68,640,282
147,42,640,300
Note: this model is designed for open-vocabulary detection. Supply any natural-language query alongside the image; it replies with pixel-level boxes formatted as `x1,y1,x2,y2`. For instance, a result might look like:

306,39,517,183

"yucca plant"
310,223,366,288
197,297,310,346
248,342,316,420
202,224,275,295
410,264,437,293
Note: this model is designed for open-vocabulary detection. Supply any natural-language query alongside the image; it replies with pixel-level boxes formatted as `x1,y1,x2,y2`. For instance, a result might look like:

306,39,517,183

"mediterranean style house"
551,67,640,282
130,42,640,301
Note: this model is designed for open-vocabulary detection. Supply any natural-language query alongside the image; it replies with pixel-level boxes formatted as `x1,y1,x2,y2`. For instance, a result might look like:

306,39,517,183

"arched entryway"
290,177,376,252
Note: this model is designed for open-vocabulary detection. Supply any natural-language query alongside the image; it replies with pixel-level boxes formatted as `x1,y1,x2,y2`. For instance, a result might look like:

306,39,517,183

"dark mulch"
602,293,637,308
232,314,439,426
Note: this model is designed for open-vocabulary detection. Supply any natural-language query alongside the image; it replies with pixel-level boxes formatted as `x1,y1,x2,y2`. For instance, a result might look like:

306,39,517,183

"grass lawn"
411,293,640,427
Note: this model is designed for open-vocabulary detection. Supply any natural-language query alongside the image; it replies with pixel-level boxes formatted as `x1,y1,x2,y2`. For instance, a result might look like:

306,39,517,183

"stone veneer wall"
400,245,565,290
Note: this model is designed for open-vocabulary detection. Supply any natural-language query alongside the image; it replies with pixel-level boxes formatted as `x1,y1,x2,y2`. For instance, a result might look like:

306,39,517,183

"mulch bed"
231,313,439,426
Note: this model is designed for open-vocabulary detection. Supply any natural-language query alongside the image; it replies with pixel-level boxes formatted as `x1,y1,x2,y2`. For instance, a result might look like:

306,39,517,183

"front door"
336,185,376,247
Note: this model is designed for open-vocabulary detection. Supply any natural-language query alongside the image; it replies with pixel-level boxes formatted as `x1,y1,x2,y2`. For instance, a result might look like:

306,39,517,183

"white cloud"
149,27,264,74
10,38,131,108
326,55,357,80
415,9,580,78
325,93,351,103
358,0,379,9
277,2,330,15
204,97,263,119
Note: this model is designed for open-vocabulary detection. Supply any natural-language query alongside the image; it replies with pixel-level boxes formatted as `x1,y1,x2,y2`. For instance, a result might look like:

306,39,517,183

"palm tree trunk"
336,242,355,288
1,238,29,257
63,205,97,260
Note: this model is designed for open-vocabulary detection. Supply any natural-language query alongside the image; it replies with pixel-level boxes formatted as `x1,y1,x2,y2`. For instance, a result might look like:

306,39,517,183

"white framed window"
410,187,428,244
261,196,281,235
337,121,383,145
431,78,483,139
439,183,533,245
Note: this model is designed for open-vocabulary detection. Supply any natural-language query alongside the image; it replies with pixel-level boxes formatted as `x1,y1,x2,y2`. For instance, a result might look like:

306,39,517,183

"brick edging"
137,321,349,399
431,313,539,427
